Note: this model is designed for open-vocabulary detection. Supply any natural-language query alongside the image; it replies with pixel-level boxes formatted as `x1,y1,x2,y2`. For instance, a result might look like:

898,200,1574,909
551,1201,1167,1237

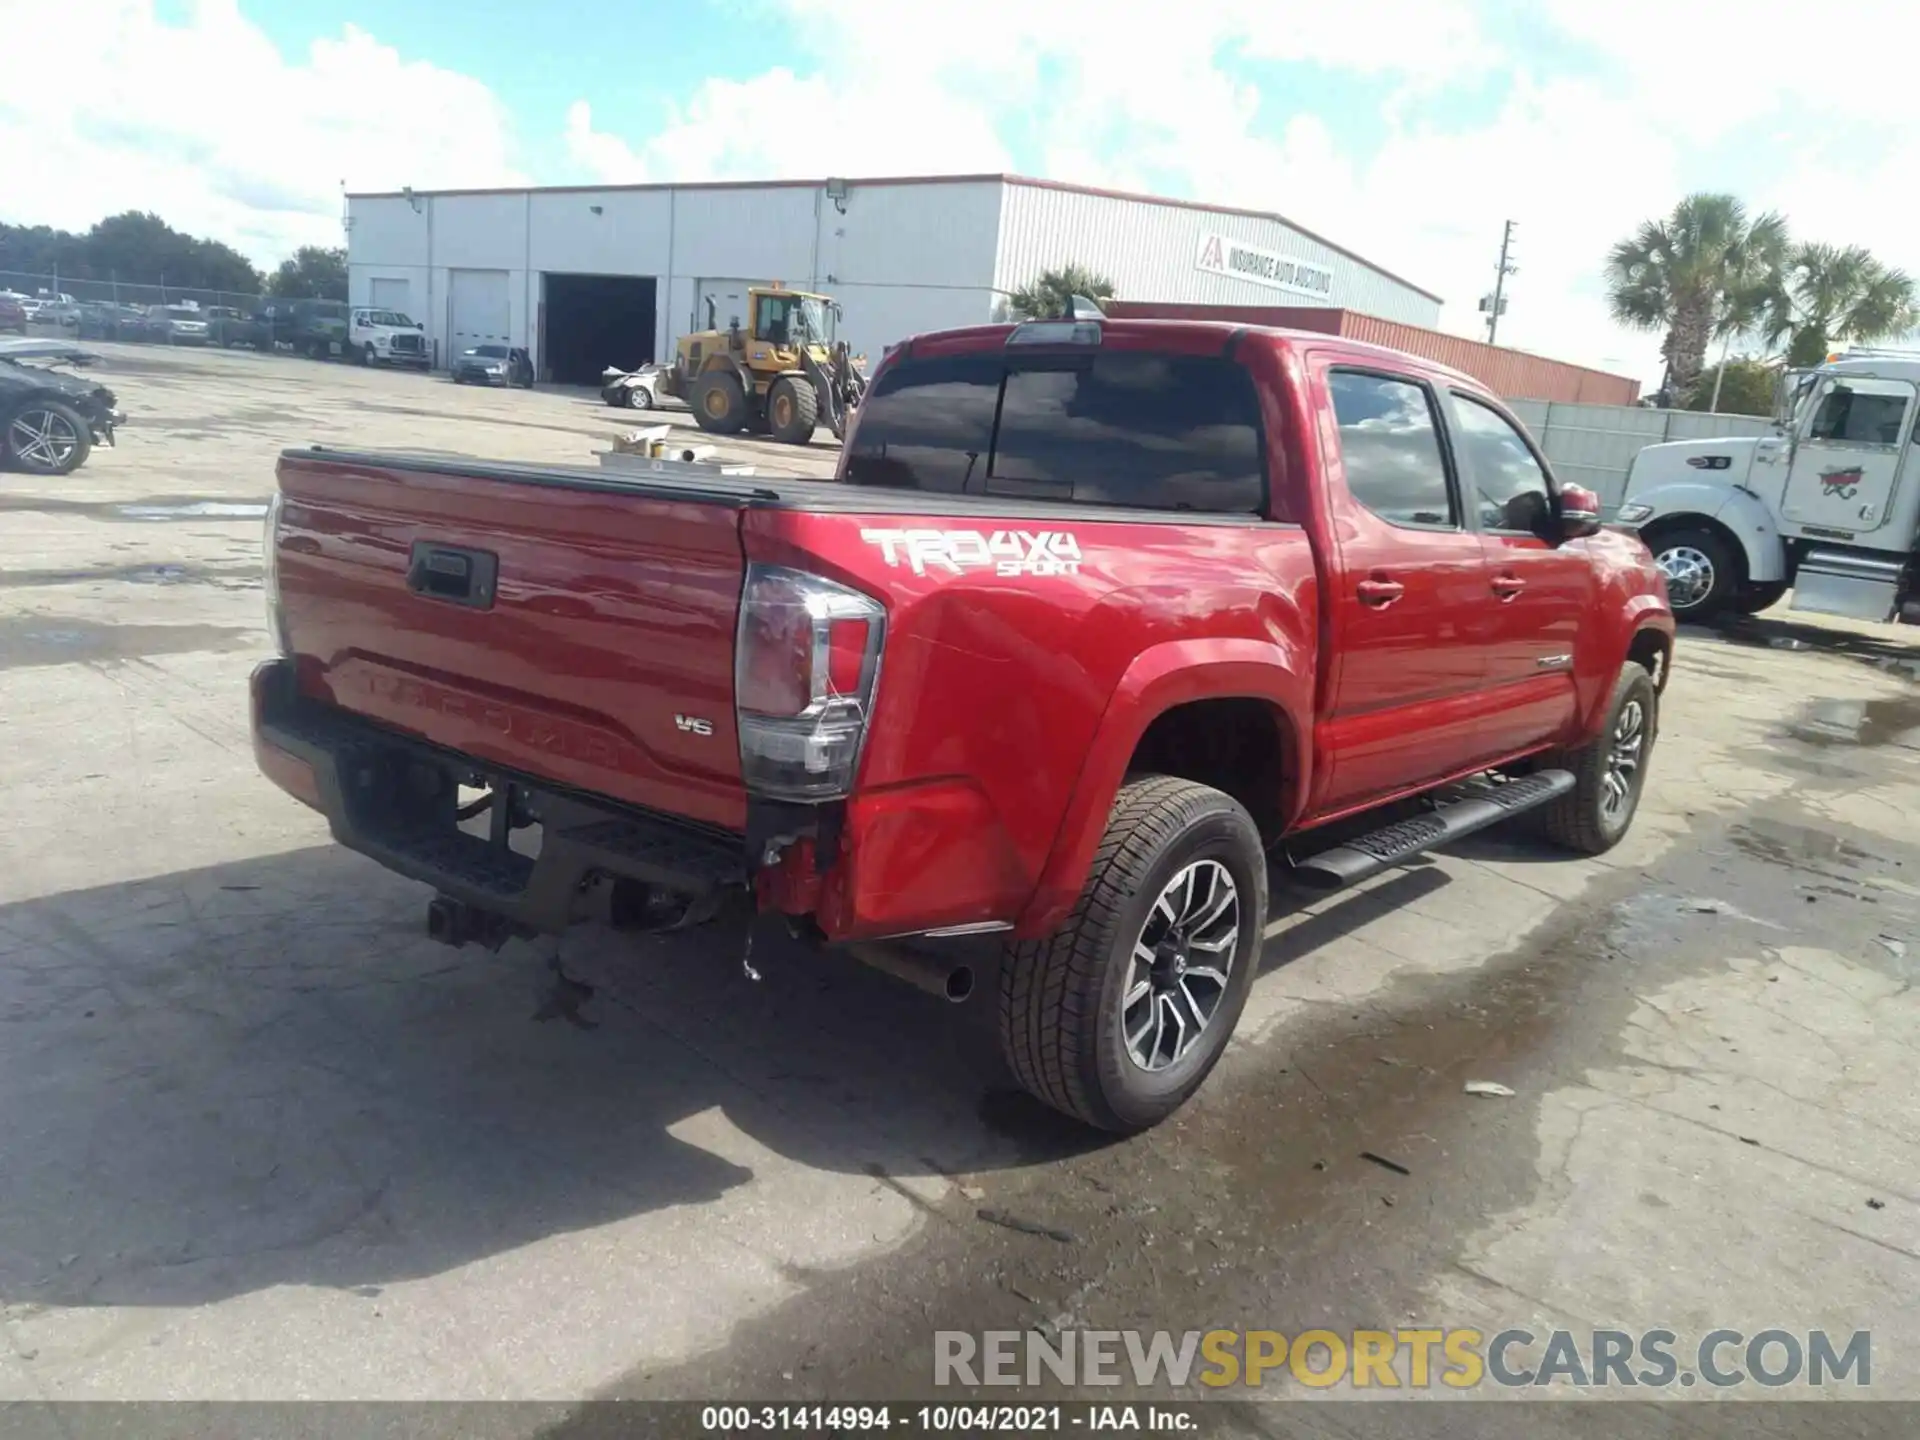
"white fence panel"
1504,400,1774,510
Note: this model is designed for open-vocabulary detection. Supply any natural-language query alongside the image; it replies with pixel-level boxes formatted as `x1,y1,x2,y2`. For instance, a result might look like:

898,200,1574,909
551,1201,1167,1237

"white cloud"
22,0,1915,383
0,0,525,269
565,68,1011,184
563,0,1678,376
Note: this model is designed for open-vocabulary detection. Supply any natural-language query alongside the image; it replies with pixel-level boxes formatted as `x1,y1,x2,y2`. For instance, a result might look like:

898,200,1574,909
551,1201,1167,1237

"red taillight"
826,618,870,695
735,565,886,800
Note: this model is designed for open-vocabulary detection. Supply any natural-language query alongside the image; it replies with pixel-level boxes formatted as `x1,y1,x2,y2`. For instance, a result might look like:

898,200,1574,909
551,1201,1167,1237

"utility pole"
1480,221,1517,345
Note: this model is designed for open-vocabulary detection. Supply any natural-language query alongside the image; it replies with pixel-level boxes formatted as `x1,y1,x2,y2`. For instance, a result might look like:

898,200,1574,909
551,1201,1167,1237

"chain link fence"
0,269,266,317
0,270,384,361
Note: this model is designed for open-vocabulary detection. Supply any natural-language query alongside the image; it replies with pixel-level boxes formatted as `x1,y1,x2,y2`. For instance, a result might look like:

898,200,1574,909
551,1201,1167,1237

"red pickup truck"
253,315,1674,1131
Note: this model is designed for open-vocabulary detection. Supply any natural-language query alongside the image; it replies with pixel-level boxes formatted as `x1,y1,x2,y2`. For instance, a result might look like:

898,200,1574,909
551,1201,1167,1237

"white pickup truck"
349,308,429,369
1618,352,1920,626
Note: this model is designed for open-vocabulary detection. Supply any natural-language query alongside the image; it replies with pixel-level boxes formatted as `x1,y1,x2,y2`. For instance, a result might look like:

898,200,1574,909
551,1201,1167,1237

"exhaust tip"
944,965,975,1003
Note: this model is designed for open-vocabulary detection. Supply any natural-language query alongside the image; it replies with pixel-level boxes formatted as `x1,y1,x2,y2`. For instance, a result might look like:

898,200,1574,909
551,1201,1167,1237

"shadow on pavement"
1690,612,1919,679
0,840,1470,1314
0,843,1122,1312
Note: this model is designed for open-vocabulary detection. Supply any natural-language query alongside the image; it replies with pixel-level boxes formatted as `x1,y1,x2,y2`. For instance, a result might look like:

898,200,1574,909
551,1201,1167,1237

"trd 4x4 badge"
1818,466,1864,499
860,527,1084,578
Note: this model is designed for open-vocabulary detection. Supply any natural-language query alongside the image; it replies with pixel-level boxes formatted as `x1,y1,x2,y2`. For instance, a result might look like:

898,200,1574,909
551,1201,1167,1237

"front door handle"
1356,578,1405,606
1491,573,1526,600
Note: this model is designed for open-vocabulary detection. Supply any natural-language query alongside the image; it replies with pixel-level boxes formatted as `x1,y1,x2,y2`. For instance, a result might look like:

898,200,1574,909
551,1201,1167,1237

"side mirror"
1557,484,1602,540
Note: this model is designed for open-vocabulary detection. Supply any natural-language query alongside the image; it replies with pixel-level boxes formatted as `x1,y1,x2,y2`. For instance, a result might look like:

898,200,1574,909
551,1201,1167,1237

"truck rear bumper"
250,659,749,934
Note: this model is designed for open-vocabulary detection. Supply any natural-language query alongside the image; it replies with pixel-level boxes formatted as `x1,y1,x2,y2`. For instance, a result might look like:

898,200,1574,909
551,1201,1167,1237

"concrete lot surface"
2,345,1918,1435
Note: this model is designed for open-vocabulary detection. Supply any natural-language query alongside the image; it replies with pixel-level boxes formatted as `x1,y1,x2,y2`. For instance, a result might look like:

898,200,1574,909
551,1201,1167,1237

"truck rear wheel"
1535,662,1657,855
767,376,818,444
998,776,1265,1133
691,371,748,434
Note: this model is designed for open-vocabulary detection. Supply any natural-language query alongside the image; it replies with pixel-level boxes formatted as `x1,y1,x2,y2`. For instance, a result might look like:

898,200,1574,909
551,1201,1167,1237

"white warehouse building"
345,173,1442,386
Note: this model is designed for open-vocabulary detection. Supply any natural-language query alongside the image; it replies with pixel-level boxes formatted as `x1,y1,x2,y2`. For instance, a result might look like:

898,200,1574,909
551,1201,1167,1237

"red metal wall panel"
1103,301,1639,406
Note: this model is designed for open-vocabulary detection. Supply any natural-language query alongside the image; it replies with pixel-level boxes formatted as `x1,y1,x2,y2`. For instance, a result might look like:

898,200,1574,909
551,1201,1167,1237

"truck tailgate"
274,450,752,831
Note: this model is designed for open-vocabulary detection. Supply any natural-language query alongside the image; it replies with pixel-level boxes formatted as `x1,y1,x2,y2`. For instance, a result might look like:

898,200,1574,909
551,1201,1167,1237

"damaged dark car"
0,340,122,476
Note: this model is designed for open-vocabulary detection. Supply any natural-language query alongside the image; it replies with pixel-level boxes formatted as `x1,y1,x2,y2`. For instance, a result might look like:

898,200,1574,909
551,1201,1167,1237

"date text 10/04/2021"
700,1406,1195,1431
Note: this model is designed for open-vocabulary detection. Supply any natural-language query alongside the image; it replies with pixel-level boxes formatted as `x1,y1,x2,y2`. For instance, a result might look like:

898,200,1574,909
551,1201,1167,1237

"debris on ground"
1738,1136,1760,1146
1360,1152,1411,1177
977,1208,1079,1244
532,958,597,1030
1868,1199,1886,1210
959,1185,986,1201
1876,935,1907,960
1464,1080,1516,1098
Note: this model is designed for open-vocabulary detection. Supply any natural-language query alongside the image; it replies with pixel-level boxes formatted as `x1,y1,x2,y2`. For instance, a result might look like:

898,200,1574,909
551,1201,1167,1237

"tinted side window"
1327,371,1456,527
1450,394,1554,533
990,353,1265,513
843,355,1001,493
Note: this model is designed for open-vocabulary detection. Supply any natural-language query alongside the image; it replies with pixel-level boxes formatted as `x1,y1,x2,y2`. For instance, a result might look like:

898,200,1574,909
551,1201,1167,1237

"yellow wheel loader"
660,285,867,445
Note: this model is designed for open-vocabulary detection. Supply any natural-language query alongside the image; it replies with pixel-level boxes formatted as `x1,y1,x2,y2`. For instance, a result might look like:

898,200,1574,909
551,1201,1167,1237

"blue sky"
11,0,1920,382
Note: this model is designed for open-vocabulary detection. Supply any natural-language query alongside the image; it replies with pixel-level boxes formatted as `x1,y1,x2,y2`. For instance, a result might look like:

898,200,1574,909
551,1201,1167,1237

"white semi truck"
1618,352,1920,626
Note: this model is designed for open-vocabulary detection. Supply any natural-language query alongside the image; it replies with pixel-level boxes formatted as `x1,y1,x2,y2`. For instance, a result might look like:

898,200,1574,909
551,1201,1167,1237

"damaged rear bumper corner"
248,658,751,934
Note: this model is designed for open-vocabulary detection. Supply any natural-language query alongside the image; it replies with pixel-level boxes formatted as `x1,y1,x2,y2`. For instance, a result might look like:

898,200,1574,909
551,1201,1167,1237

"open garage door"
448,268,510,356
541,273,656,387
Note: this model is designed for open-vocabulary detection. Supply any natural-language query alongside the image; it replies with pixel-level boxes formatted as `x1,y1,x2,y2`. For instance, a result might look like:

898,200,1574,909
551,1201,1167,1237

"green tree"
1604,193,1787,399
85,212,262,292
1759,243,1918,366
1005,264,1115,321
1683,357,1777,417
0,211,262,293
266,246,348,300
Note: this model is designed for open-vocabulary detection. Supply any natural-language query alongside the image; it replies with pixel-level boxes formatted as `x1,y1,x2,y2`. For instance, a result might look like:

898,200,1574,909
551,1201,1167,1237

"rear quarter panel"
744,507,1318,939
1573,526,1676,735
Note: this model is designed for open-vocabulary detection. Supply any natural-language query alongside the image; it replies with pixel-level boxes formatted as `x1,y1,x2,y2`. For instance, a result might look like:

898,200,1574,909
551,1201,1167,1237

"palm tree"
1759,243,1919,366
1005,264,1115,321
1604,194,1787,399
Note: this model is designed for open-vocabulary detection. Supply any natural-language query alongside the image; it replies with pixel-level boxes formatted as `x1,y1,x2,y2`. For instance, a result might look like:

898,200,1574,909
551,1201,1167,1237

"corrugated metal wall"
1337,313,1639,405
996,182,1441,329
1103,301,1640,405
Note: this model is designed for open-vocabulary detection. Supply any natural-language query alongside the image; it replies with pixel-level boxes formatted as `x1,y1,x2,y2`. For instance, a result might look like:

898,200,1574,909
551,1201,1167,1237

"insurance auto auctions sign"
1195,232,1335,300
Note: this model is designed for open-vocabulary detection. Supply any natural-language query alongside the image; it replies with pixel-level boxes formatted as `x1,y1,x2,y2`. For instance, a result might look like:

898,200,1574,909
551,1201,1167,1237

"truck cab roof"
1820,354,1920,384
898,317,1491,396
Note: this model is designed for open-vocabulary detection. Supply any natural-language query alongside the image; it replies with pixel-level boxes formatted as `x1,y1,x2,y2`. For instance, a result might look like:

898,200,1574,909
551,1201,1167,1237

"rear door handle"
1356,578,1405,606
1491,573,1526,599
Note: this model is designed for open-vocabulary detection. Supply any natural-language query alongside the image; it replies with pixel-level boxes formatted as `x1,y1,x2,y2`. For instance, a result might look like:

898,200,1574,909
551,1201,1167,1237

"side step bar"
1290,769,1575,891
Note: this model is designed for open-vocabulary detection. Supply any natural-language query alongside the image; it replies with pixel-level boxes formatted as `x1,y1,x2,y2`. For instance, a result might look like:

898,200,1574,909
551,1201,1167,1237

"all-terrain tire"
690,371,748,434
998,775,1266,1133
767,376,819,444
1535,662,1658,855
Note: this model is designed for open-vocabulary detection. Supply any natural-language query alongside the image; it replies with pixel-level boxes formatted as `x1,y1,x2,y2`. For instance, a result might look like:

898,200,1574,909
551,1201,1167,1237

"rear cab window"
844,343,1268,515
